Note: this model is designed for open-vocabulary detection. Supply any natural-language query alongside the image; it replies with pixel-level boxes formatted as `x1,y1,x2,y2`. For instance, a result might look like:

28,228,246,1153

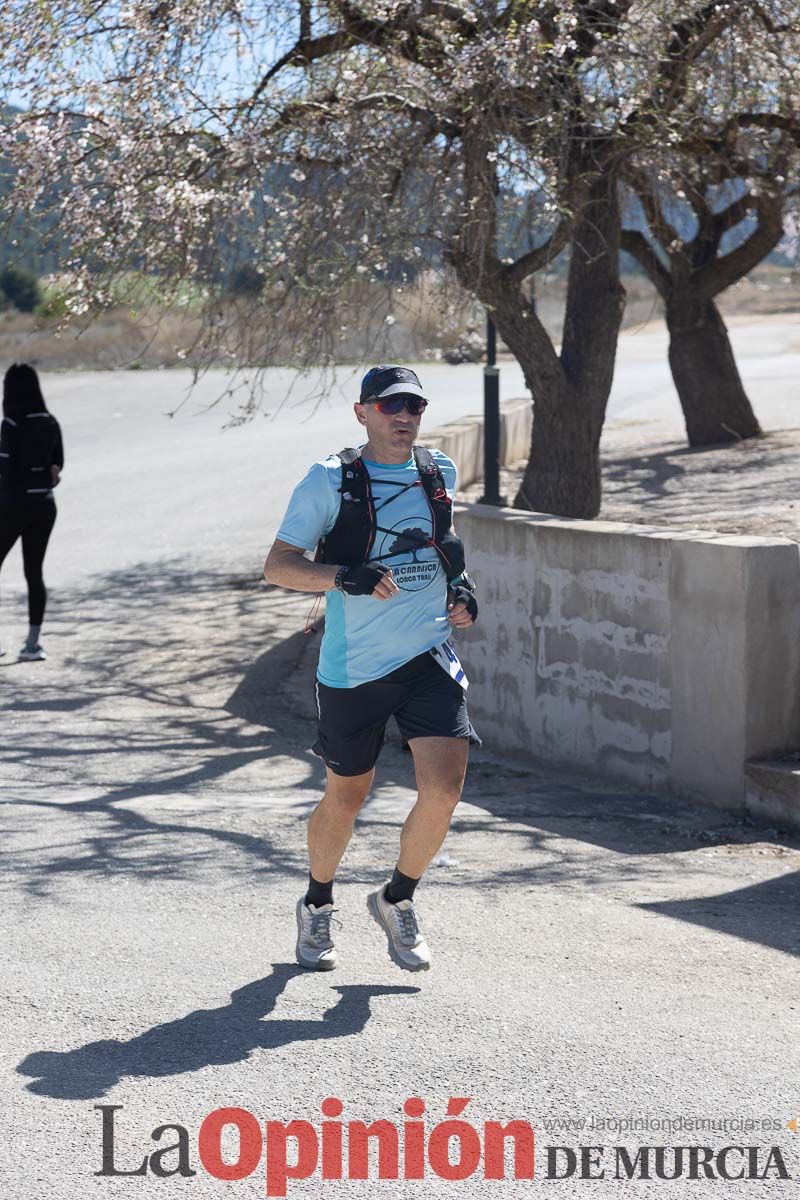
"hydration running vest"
316,446,465,580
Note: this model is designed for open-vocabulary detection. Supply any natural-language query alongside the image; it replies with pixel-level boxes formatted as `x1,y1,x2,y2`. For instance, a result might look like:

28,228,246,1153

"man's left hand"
447,585,477,627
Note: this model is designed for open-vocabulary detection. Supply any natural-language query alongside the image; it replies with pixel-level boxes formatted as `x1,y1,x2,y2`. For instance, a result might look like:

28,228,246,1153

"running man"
264,365,478,973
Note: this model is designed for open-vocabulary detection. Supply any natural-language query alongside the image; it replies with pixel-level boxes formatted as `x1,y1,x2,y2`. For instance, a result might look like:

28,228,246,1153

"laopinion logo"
94,1101,794,1193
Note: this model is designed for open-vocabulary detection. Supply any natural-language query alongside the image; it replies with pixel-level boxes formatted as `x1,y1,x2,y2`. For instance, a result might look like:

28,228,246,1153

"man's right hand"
338,564,399,599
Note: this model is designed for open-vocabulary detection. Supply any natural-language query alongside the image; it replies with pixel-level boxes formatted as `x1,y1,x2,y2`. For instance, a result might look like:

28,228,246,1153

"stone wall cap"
454,501,799,549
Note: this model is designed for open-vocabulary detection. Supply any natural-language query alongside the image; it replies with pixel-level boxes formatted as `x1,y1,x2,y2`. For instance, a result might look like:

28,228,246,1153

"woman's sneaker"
366,886,431,972
295,899,338,971
18,643,46,661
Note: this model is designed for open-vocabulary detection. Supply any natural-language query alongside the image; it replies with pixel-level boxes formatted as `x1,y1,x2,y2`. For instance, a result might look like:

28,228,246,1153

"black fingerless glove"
336,563,388,596
449,584,478,622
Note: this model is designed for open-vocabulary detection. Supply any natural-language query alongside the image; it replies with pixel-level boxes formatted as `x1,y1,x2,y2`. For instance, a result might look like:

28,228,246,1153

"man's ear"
354,402,368,427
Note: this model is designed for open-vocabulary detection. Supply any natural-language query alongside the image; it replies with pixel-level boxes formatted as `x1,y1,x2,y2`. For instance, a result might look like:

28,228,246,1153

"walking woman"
0,364,63,661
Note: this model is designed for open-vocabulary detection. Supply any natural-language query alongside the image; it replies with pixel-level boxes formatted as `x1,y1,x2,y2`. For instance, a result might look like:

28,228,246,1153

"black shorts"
312,650,481,777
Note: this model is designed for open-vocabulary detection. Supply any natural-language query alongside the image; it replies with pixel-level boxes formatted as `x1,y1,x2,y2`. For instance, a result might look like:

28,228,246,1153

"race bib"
430,638,469,690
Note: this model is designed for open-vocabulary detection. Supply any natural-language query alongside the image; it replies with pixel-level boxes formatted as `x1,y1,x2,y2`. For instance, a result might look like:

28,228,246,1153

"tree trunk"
514,375,604,518
667,296,761,446
510,168,625,519
450,133,623,519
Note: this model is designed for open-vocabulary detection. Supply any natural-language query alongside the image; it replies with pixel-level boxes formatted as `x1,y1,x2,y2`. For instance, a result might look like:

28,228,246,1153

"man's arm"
263,539,399,600
263,539,339,592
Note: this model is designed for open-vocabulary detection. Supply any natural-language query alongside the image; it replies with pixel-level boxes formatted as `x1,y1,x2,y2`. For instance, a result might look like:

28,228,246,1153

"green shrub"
36,285,69,319
0,264,42,312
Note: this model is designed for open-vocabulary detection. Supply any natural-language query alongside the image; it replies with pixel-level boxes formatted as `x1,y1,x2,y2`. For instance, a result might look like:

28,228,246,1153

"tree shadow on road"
4,563,799,960
17,963,418,1100
639,871,800,959
445,772,800,959
2,566,328,896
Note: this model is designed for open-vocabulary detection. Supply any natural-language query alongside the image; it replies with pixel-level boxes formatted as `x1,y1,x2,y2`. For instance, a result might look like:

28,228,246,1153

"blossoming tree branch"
0,1,797,516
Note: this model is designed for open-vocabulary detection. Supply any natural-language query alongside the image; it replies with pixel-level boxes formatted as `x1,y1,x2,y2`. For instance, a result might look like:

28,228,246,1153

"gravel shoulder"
468,419,800,541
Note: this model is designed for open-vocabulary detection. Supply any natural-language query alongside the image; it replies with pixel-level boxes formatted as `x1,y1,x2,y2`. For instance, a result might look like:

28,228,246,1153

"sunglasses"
367,394,428,416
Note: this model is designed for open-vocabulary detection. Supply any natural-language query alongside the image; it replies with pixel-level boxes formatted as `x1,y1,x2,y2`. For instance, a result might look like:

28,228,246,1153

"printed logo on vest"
376,516,440,591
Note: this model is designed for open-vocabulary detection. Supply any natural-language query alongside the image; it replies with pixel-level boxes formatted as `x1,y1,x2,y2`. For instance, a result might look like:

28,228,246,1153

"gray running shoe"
18,643,46,661
367,886,431,972
295,899,338,971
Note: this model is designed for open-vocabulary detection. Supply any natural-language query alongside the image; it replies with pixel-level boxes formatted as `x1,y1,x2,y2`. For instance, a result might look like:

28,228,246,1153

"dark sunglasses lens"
375,396,405,414
375,395,427,415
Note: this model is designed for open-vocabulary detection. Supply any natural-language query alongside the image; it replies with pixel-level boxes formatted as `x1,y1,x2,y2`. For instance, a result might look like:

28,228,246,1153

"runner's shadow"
18,963,418,1100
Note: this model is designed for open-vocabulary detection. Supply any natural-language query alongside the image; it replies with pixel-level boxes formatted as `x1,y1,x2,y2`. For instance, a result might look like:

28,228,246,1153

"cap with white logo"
359,364,427,403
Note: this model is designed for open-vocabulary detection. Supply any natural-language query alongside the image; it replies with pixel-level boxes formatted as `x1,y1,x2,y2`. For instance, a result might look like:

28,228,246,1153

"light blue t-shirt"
276,448,458,688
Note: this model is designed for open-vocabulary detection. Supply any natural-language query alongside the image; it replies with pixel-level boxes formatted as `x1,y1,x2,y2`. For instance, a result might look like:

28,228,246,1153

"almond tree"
622,73,798,445
0,2,797,516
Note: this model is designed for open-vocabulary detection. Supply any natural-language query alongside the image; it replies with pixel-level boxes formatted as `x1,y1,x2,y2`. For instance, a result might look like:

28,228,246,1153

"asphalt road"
6,315,796,591
2,318,800,1198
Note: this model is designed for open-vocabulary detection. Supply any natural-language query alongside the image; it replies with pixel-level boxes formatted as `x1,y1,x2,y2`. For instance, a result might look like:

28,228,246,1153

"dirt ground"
468,419,800,542
597,422,800,541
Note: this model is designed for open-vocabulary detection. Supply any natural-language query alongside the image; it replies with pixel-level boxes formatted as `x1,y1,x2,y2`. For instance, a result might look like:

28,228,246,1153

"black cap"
359,364,427,404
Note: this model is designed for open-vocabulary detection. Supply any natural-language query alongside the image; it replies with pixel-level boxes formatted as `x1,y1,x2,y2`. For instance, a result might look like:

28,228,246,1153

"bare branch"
750,2,795,34
621,229,671,299
624,166,683,250
710,192,756,239
329,0,447,66
567,0,636,64
268,90,459,139
693,193,785,300
242,31,354,114
299,0,311,43
244,0,483,116
730,111,800,146
420,1,479,39
503,215,571,285
351,92,460,138
658,2,741,113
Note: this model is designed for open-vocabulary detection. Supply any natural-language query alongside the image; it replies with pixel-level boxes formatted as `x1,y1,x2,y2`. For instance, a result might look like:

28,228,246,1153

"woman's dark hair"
3,362,48,421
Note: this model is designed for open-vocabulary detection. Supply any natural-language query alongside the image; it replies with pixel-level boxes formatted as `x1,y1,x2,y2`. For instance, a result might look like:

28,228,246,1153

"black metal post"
478,312,506,505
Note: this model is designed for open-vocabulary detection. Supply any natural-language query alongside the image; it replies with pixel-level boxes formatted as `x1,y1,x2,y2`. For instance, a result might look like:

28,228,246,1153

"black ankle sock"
383,866,420,905
305,872,334,908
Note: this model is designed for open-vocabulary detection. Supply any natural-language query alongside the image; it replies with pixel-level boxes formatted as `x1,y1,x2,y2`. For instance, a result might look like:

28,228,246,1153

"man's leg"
399,736,468,877
296,765,374,971
366,736,468,973
307,765,374,884
299,669,393,969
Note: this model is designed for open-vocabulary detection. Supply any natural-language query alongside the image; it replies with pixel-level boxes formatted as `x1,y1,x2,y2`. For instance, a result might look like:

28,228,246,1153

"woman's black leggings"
0,496,57,625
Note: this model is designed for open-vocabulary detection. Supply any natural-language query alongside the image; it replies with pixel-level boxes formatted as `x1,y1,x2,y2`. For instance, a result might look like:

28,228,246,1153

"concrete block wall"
454,505,800,820
423,397,531,489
